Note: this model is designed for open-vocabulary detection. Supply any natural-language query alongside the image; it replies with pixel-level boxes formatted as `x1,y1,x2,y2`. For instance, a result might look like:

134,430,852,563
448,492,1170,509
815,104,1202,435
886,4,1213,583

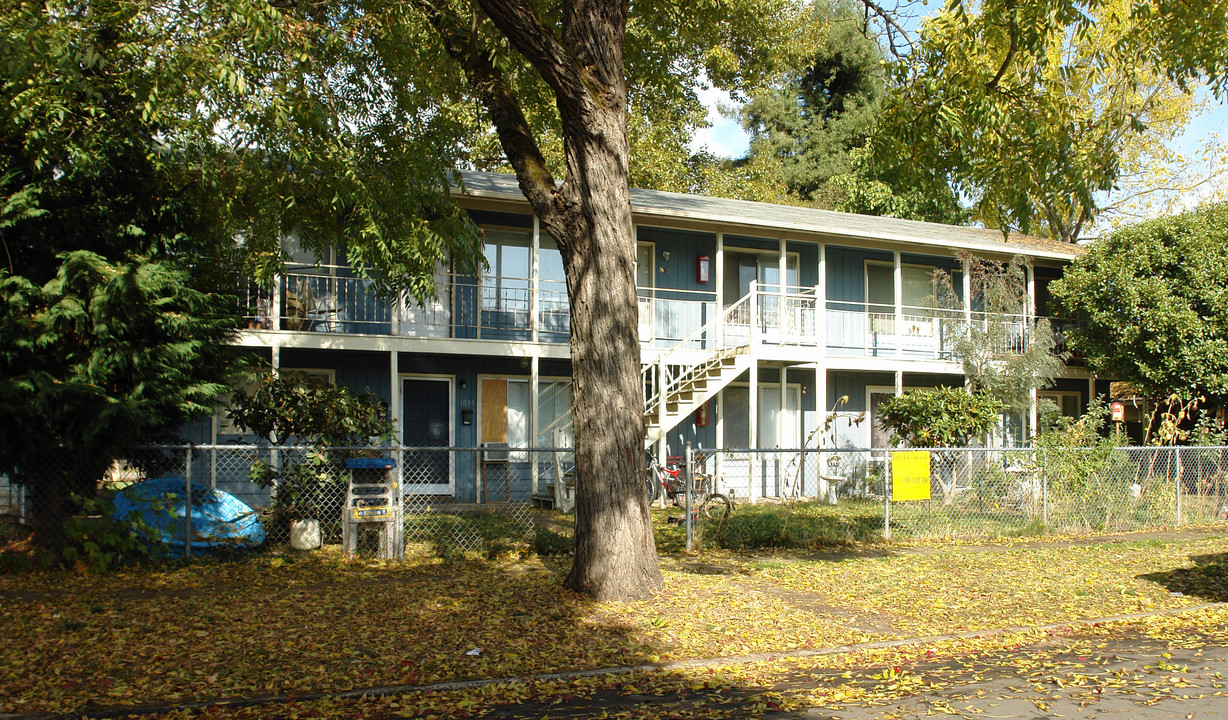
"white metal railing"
638,287,718,347
642,292,753,424
241,267,1033,358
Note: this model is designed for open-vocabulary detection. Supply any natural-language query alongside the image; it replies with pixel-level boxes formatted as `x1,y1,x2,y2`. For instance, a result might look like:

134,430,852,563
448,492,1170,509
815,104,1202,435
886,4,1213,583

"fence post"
685,442,693,552
183,446,193,560
1041,448,1048,528
883,452,891,542
1175,446,1183,526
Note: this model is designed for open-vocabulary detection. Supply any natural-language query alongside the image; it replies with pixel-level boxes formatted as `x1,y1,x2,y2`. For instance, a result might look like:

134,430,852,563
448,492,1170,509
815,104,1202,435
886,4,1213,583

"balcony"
238,267,1030,361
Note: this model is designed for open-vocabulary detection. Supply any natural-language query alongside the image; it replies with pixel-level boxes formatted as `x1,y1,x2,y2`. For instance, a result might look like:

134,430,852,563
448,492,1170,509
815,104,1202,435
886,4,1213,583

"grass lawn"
0,520,1225,717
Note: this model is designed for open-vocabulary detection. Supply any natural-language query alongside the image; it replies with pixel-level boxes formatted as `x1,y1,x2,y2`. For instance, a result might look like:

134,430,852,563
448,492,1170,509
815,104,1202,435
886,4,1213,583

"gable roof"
457,171,1082,262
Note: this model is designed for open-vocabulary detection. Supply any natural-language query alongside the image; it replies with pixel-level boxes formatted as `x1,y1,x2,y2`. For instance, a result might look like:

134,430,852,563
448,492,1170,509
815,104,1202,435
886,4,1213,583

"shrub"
707,501,883,550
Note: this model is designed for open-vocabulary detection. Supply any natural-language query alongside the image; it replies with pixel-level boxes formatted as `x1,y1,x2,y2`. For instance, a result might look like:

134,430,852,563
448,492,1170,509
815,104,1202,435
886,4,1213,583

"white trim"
400,374,455,495
722,379,804,449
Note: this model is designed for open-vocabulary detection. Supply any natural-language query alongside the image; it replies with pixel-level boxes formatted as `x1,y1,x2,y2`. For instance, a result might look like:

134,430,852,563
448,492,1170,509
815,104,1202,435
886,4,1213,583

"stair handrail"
642,290,753,418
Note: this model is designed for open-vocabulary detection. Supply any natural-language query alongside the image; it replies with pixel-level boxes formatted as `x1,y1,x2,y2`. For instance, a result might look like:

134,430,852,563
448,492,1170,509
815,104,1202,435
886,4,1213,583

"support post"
884,453,891,542
715,232,724,346
1175,446,1183,526
183,446,194,560
894,250,903,357
749,359,759,504
531,216,540,343
685,442,694,552
1041,448,1049,527
530,354,540,495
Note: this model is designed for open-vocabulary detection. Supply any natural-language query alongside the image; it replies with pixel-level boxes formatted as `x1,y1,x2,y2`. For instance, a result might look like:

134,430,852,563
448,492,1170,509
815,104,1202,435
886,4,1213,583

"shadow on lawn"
0,549,668,718
1138,552,1228,603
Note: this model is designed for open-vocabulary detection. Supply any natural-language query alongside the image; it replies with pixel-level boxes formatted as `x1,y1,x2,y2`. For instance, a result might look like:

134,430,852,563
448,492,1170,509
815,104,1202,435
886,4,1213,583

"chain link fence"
3,443,1225,557
690,446,1228,549
0,444,570,558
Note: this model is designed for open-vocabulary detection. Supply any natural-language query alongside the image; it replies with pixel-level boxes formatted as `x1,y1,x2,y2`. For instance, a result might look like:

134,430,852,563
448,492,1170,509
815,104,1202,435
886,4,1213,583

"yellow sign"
891,451,931,501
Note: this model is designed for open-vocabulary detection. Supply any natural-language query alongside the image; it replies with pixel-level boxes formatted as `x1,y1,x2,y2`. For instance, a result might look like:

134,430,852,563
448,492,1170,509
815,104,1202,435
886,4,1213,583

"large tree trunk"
421,0,663,599
556,112,663,601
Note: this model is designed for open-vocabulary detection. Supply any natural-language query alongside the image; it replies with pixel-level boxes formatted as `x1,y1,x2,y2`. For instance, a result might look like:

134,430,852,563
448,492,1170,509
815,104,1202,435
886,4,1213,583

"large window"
481,378,573,456
724,251,799,306
723,385,801,448
482,229,531,326
1039,391,1082,419
866,262,937,313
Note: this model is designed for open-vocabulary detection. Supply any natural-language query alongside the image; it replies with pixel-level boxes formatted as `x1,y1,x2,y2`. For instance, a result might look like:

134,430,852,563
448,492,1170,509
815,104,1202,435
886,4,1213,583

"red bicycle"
645,457,732,520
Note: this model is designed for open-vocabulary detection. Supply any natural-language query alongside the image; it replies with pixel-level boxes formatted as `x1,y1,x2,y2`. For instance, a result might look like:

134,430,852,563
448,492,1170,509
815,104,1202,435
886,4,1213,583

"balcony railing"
238,267,1033,360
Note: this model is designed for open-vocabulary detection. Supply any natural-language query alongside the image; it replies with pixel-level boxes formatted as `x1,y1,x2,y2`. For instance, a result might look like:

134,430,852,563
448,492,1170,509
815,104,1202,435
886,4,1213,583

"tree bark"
421,0,663,599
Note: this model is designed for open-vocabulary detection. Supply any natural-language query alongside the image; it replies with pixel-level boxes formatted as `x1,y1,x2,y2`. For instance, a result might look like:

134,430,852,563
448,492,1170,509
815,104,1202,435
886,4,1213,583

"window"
482,229,531,323
481,377,573,456
723,385,801,448
723,251,799,306
866,262,937,312
1039,391,1082,419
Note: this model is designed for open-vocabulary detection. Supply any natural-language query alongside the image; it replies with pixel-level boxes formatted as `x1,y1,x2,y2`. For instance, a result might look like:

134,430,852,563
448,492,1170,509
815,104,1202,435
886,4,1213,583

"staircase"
531,292,754,509
641,293,753,449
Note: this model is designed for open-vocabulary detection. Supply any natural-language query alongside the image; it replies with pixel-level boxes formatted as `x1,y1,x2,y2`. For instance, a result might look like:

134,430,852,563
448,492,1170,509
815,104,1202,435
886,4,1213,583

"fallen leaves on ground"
1,533,1226,716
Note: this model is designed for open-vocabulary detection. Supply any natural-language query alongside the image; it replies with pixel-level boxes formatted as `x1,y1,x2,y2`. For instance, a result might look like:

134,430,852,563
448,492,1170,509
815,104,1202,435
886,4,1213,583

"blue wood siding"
826,246,892,305
637,226,717,293
788,242,820,289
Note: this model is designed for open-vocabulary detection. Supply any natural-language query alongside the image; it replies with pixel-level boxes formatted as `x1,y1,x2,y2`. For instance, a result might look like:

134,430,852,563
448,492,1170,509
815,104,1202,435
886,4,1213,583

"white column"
962,257,972,326
270,269,282,331
894,250,903,357
1026,262,1036,321
531,216,540,343
1029,386,1038,443
895,369,903,397
715,232,725,344
749,360,758,504
779,237,788,337
1089,375,1096,412
818,243,827,354
530,354,539,494
779,364,788,448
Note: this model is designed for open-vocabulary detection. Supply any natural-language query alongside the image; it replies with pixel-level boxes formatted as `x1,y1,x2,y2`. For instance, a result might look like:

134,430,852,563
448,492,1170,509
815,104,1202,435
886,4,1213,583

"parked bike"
645,456,732,520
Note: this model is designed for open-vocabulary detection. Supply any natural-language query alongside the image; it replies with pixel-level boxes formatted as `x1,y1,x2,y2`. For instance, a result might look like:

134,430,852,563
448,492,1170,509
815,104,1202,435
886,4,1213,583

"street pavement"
474,621,1228,720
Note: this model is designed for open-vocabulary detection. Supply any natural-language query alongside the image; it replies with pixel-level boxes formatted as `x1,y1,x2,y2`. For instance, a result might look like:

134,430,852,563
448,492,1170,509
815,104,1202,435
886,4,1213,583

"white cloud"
689,86,750,159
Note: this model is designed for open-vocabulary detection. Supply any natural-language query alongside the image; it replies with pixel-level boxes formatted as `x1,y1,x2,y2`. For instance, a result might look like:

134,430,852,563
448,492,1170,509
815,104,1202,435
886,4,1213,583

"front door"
402,377,452,495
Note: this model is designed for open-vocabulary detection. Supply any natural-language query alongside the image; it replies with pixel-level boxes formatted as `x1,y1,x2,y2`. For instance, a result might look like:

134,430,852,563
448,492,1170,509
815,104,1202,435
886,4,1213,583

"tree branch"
473,0,586,99
859,0,915,58
986,27,1017,91
409,0,559,218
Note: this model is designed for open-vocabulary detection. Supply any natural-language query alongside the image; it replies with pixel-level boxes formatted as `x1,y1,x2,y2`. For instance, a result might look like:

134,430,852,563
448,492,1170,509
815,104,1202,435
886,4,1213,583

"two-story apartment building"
195,171,1095,505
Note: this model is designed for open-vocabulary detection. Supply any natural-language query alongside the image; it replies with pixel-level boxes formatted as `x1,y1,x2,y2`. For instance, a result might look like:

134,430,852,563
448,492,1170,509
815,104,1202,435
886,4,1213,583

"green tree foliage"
875,0,1228,242
1050,203,1228,406
227,372,395,448
736,1,964,222
930,254,1064,417
0,252,237,539
0,0,486,541
879,387,1003,447
227,372,395,521
740,2,885,200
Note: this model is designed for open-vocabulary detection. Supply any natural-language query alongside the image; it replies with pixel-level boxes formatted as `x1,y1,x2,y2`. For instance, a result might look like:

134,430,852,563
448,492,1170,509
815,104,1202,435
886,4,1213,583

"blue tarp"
112,477,266,556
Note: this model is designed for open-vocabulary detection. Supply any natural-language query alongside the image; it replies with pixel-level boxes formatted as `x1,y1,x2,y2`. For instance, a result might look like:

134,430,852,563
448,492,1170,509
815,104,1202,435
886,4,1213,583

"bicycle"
645,456,732,520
